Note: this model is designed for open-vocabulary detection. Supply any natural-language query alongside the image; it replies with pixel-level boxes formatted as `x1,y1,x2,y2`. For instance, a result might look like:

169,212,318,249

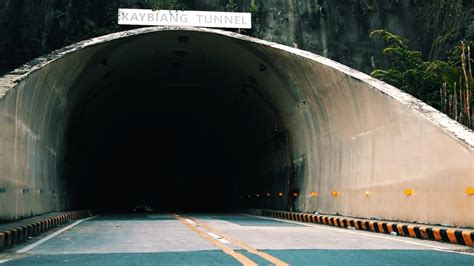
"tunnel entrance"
2,27,473,226
62,31,292,213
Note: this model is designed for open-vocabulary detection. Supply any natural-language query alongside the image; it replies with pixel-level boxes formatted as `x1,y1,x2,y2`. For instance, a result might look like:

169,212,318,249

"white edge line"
241,213,474,257
0,259,12,264
16,216,97,254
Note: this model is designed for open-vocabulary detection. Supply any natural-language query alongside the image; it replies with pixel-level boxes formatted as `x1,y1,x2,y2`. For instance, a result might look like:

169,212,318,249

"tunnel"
0,27,473,227
63,31,288,212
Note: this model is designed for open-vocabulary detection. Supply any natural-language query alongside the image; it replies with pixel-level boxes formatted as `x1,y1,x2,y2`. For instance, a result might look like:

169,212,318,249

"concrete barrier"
260,209,474,247
0,211,89,252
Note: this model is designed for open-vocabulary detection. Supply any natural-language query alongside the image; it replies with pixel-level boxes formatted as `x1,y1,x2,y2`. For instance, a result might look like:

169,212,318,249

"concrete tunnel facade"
0,27,473,227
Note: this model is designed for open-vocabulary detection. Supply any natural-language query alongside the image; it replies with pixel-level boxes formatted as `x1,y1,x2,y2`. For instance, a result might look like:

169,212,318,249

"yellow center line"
174,214,257,266
183,215,289,266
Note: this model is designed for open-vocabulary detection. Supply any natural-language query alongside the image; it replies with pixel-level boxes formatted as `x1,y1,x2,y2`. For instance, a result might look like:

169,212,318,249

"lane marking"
187,215,289,266
207,232,231,243
185,219,196,225
16,216,97,254
242,214,474,257
174,214,257,266
0,259,12,264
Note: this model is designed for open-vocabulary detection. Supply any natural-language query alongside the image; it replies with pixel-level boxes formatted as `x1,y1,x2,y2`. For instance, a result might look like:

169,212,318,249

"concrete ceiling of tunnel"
64,29,296,129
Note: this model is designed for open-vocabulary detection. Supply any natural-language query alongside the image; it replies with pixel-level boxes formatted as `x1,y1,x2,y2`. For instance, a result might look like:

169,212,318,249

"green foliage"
371,29,474,128
222,1,263,36
144,0,188,10
366,3,376,13
440,41,474,127
249,1,260,15
249,0,262,24
415,0,464,60
370,29,449,108
224,0,239,12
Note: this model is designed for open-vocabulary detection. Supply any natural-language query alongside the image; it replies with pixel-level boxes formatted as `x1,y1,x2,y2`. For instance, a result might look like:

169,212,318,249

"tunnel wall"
271,51,474,227
0,27,473,226
0,46,97,221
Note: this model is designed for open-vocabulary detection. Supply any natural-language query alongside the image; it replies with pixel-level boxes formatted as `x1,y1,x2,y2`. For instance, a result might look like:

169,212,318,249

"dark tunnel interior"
68,87,261,212
61,37,291,213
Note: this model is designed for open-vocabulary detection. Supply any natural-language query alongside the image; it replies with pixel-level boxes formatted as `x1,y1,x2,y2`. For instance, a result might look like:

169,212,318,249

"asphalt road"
0,213,473,265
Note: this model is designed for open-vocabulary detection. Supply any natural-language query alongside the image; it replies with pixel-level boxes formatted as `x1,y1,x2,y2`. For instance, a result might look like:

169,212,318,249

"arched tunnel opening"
2,27,471,226
61,30,292,213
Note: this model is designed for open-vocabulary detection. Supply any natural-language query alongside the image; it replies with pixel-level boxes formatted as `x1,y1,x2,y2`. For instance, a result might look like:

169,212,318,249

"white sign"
118,9,252,29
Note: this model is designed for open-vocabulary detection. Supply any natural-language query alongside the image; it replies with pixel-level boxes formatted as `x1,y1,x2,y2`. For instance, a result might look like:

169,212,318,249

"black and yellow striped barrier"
0,210,90,251
260,210,474,247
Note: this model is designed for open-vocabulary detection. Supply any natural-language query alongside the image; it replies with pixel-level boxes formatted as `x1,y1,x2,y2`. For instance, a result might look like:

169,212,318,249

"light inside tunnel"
61,31,293,213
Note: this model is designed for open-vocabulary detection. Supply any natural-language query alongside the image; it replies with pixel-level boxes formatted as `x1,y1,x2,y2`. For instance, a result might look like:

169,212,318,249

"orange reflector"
278,192,283,197
331,191,338,197
310,191,318,197
404,189,413,196
467,187,474,195
365,191,370,197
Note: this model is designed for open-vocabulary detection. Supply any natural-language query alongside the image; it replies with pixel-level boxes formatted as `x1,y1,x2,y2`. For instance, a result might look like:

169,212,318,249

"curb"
0,211,89,252
260,210,474,248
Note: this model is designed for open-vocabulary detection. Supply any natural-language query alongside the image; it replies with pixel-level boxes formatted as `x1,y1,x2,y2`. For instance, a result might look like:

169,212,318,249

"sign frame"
118,9,252,29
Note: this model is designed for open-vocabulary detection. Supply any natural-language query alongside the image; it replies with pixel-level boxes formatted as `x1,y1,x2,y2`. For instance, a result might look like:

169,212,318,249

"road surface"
0,213,473,265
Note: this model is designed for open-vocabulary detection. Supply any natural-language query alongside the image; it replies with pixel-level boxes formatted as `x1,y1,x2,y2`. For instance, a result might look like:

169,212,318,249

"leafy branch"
371,29,474,128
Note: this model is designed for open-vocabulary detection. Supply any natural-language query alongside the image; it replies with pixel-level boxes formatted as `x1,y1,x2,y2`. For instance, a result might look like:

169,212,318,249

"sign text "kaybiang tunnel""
118,9,252,29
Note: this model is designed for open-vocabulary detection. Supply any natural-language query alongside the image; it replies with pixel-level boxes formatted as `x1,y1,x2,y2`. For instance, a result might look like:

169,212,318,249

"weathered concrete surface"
0,26,473,226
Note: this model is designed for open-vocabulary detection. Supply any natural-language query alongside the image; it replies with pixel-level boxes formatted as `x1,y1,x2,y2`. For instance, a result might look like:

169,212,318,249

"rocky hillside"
1,0,473,74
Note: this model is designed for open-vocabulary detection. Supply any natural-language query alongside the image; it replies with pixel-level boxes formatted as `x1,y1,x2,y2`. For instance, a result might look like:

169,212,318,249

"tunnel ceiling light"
266,193,271,197
404,188,414,196
310,191,318,197
278,192,283,197
365,191,371,197
247,195,251,198
293,192,298,197
331,191,339,197
466,187,474,195
256,194,260,198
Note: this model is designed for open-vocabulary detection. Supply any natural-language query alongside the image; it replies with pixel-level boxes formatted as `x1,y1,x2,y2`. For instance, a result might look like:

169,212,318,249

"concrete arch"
0,26,472,226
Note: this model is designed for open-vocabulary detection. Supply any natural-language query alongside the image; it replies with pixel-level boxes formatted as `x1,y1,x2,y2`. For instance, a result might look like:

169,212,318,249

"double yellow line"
174,214,288,266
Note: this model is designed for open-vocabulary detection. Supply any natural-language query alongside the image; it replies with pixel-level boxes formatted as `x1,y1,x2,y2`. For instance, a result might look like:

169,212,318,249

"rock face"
1,0,472,75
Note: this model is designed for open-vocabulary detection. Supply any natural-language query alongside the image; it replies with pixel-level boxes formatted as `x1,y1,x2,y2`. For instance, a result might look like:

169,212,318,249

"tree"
370,29,451,109
371,29,474,128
